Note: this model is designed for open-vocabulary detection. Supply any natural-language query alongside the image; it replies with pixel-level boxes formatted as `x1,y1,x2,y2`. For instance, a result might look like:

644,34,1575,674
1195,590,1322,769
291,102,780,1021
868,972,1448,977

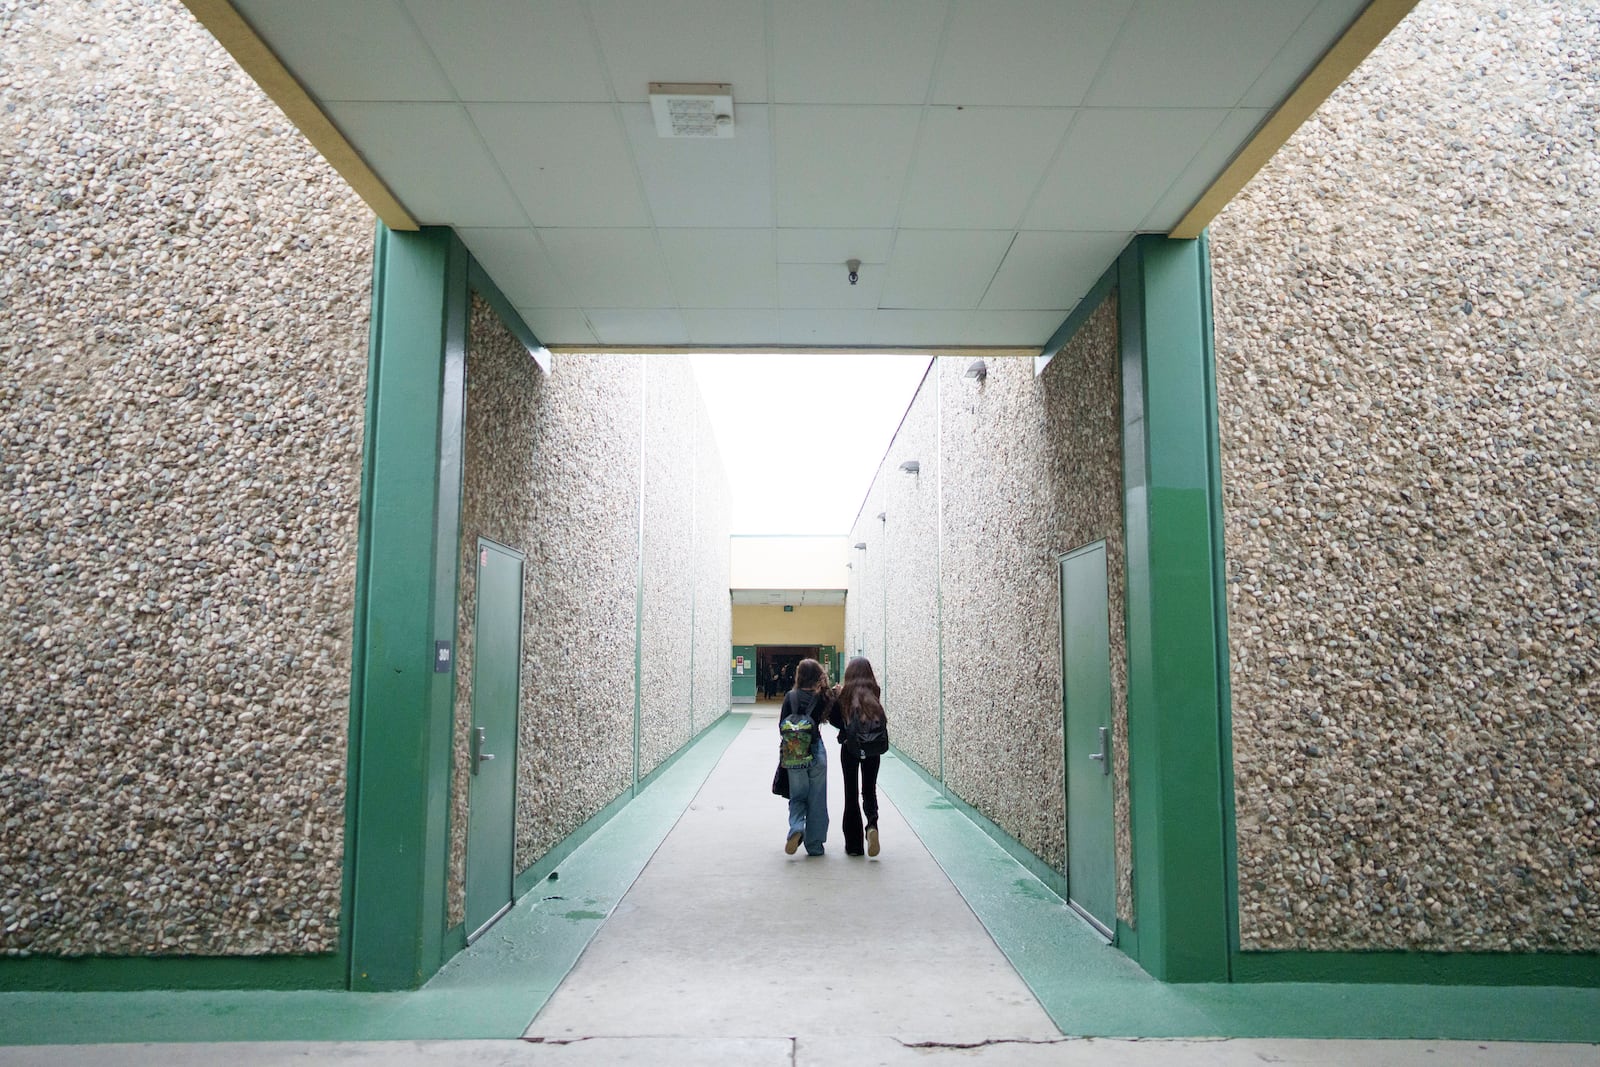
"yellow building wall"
732,604,846,650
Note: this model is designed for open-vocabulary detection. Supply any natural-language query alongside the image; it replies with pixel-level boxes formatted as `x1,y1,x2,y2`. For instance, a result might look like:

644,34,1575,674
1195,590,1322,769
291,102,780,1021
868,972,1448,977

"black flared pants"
839,747,881,855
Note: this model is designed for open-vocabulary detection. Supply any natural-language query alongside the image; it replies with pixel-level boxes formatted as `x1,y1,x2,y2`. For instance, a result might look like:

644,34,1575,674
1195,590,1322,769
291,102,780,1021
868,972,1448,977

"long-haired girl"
830,657,888,857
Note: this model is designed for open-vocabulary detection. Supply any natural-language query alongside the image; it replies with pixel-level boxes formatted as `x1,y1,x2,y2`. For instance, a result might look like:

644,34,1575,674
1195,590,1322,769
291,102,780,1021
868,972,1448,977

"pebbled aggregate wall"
0,0,370,955
451,339,732,918
638,358,697,780
848,317,1128,918
1213,0,1599,951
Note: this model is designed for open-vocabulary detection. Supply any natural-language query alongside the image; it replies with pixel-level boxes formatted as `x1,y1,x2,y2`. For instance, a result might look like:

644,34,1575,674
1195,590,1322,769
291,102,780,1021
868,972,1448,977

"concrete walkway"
525,708,1060,1044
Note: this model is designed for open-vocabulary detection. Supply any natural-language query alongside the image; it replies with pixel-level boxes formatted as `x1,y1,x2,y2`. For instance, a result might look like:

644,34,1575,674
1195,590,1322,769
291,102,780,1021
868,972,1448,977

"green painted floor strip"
0,713,745,1046
878,753,1600,1043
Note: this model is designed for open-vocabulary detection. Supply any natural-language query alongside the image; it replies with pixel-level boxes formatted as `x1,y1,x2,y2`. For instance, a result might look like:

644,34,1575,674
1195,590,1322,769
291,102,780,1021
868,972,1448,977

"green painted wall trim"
511,710,731,899
1234,951,1600,988
1036,259,1119,375
466,259,550,374
1118,234,1231,983
0,954,343,994
890,747,1068,902
348,225,465,992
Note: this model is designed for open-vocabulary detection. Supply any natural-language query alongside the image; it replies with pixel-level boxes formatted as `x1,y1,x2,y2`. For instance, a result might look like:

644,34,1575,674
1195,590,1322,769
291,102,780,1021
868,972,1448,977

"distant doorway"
755,644,839,700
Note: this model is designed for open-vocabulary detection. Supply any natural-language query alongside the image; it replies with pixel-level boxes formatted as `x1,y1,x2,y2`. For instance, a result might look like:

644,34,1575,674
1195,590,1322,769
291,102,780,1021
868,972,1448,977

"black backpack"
844,708,889,759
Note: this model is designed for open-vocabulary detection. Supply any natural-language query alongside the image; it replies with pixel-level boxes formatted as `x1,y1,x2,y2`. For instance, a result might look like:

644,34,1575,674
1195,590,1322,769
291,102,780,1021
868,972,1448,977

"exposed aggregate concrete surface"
1,0,371,954
691,402,732,734
1212,0,1599,951
449,297,542,928
848,320,1128,916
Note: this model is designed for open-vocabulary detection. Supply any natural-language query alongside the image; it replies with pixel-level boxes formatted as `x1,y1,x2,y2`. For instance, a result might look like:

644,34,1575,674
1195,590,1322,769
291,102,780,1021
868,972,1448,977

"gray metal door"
465,539,523,942
1060,541,1116,938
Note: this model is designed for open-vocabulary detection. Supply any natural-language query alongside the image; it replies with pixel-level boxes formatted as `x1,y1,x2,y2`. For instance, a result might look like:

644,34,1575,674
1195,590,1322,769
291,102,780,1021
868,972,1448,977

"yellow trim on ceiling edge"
1168,0,1420,240
180,0,419,232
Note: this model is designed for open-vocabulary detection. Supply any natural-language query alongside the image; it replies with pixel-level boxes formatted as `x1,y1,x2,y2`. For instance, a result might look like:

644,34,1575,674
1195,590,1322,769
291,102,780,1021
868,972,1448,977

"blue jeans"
786,740,828,855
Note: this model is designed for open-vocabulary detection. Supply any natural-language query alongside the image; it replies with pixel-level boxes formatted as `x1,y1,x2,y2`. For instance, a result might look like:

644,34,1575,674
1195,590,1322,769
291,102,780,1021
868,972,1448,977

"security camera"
847,258,861,286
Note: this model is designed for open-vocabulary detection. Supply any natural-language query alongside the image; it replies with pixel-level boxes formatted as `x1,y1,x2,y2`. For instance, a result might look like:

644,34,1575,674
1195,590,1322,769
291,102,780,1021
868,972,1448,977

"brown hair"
794,657,828,692
838,656,884,725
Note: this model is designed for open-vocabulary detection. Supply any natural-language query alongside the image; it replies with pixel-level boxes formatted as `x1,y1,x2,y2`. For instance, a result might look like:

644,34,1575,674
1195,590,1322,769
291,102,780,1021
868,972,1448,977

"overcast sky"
689,353,933,535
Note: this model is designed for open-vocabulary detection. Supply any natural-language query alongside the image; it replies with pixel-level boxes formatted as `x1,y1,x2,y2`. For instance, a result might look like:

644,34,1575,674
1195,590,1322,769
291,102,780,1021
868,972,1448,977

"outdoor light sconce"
965,358,987,381
876,512,886,523
847,258,861,285
853,542,867,550
899,460,920,475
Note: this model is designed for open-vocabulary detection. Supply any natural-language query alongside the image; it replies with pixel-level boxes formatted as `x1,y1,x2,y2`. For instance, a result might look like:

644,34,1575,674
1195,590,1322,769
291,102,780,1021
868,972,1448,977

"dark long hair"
793,657,827,692
838,656,884,725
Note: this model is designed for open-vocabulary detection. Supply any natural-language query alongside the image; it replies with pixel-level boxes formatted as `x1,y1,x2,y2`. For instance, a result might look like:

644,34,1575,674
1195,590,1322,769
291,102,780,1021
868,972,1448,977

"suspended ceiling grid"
204,0,1413,352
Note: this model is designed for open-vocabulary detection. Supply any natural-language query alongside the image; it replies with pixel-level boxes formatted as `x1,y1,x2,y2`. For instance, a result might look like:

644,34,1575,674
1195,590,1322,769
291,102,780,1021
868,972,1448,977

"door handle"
1088,725,1110,776
472,726,496,775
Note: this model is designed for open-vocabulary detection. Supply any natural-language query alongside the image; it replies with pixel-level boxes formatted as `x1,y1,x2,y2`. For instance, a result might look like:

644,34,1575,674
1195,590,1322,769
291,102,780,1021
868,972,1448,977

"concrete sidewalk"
525,708,1060,1044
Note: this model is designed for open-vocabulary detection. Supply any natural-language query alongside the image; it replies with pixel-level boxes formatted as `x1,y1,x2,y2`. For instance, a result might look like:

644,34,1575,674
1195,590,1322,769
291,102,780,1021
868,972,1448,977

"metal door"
731,645,757,703
465,539,523,942
1060,541,1116,938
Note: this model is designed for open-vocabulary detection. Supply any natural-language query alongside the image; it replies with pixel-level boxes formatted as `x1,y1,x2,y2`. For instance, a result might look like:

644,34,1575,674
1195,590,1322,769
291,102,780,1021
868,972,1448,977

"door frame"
1059,540,1116,941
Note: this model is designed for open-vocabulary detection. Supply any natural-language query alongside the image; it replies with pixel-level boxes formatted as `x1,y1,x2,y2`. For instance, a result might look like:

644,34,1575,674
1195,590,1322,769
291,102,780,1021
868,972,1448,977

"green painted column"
1119,233,1232,982
347,225,467,990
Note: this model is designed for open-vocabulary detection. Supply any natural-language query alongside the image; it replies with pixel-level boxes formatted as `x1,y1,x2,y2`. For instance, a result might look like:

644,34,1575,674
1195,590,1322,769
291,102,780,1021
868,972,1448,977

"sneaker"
866,826,880,857
785,831,803,855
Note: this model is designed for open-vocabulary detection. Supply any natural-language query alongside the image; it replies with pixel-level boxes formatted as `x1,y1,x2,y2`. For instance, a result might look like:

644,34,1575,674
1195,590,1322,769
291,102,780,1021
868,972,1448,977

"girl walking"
779,658,833,856
830,657,889,857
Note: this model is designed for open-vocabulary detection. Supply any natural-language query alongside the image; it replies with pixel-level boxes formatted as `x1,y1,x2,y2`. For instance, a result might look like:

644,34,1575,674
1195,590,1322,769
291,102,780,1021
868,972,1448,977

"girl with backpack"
779,658,834,856
829,657,889,857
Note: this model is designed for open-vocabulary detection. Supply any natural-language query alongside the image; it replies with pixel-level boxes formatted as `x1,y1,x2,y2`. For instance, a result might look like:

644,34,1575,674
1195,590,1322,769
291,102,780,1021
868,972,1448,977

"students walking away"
779,658,833,856
829,657,889,857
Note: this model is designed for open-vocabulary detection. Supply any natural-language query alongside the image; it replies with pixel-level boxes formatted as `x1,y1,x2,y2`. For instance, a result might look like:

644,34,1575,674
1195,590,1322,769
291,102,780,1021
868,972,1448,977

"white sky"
689,353,933,535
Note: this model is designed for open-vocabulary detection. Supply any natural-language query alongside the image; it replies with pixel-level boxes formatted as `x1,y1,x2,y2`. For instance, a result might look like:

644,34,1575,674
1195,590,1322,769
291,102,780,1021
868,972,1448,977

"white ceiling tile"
1141,109,1271,231
587,308,688,345
868,310,978,346
899,107,1073,229
773,107,922,228
981,231,1129,310
1025,108,1229,230
471,104,651,227
682,309,779,345
778,309,879,346
457,227,574,307
537,228,672,306
326,103,525,226
880,231,1016,310
589,0,769,103
403,0,610,102
1243,0,1369,108
771,0,945,104
966,309,1073,346
779,264,883,310
513,306,596,346
657,229,777,309
776,229,895,264
236,0,454,101
933,0,1135,107
622,104,773,228
1086,0,1323,108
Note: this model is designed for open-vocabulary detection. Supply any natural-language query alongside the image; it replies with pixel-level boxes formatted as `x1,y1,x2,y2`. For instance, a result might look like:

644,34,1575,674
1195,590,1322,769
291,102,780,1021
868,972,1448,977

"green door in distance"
1060,541,1116,938
466,539,523,942
731,645,757,703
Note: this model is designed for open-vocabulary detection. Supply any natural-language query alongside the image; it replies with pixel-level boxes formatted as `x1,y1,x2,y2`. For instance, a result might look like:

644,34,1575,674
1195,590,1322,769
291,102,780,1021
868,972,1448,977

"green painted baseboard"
0,953,344,993
889,746,1069,902
1235,950,1600,987
513,709,731,900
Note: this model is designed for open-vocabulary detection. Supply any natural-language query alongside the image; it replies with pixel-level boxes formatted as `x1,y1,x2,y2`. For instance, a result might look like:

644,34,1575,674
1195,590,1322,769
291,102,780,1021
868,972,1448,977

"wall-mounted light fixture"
965,358,987,381
876,512,886,523
853,542,867,550
899,460,920,475
846,258,861,285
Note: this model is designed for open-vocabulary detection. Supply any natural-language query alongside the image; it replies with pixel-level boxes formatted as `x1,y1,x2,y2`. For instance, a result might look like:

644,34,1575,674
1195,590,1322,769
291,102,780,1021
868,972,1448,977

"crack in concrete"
897,1037,1073,1050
